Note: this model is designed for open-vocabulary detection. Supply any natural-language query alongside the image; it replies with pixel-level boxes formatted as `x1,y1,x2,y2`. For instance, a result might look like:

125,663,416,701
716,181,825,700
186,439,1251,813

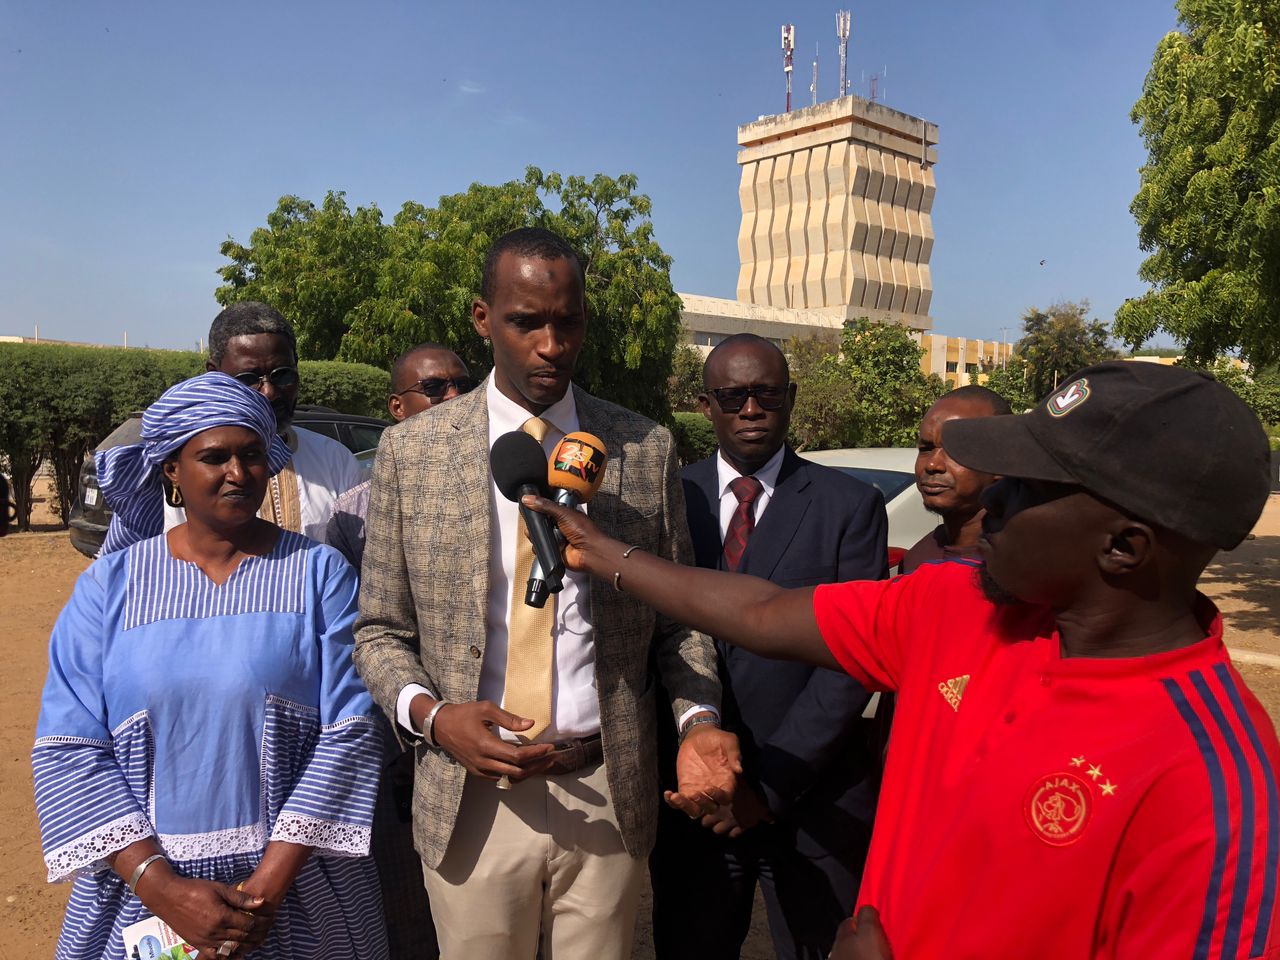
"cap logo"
1047,378,1090,418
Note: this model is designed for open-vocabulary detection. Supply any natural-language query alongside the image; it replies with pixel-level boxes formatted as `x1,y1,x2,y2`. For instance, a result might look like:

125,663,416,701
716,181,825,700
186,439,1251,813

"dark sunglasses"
707,384,791,413
233,366,300,390
394,376,478,400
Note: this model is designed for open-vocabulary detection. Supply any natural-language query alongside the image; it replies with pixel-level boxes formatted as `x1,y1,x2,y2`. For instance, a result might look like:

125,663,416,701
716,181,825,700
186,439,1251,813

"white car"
797,447,937,570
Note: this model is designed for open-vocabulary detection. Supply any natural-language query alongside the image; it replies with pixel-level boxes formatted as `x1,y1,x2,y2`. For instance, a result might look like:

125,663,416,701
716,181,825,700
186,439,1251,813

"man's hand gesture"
418,698,557,782
665,722,742,818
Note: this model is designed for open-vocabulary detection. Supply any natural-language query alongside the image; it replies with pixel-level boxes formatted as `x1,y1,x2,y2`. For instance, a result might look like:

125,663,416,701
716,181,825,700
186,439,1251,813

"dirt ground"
2,485,1277,959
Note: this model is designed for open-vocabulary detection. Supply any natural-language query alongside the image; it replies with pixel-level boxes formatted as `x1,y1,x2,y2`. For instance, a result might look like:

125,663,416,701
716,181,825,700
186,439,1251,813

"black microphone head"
490,430,551,502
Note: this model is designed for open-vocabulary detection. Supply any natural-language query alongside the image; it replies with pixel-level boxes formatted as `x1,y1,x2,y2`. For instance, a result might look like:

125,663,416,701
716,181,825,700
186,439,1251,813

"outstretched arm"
526,495,839,672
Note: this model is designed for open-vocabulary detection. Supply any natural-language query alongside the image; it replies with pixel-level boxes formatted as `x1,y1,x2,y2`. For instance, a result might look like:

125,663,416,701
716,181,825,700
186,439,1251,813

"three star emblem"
1069,755,1117,797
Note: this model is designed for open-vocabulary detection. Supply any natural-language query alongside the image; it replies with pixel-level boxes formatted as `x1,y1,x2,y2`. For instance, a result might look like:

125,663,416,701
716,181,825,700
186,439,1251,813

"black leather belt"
546,733,603,775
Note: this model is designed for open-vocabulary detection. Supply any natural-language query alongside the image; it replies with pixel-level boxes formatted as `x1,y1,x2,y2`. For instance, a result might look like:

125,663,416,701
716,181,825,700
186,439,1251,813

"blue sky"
0,0,1180,351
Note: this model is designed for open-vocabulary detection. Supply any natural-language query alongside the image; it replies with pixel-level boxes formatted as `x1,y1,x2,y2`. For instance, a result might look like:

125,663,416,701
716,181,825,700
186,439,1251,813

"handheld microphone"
489,431,565,608
528,432,609,587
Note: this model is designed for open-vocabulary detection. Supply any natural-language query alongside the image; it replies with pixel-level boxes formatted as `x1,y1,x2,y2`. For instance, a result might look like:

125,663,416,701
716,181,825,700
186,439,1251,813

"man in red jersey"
528,360,1280,959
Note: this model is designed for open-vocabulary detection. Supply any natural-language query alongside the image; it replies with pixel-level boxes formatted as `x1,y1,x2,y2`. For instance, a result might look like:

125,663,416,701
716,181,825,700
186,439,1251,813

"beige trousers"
423,761,645,960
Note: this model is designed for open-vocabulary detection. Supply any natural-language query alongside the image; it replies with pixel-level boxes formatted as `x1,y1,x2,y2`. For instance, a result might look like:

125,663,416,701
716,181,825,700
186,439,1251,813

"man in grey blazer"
354,227,738,960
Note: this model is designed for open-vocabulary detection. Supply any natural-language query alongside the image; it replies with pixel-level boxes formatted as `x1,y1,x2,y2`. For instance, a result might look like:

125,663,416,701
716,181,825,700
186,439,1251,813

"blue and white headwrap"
97,372,293,556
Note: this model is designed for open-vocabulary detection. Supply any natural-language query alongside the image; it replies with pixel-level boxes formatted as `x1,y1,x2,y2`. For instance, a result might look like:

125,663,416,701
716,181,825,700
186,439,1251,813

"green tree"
539,170,684,422
983,357,1038,412
1116,0,1280,366
217,193,390,360
338,180,539,373
216,168,683,422
786,323,945,450
1009,301,1116,402
839,319,948,447
668,345,706,413
44,348,116,524
1196,359,1280,427
786,333,856,451
0,345,52,530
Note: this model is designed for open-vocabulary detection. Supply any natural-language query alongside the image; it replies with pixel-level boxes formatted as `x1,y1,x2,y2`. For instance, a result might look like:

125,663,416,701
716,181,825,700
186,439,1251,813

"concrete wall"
679,295,1013,386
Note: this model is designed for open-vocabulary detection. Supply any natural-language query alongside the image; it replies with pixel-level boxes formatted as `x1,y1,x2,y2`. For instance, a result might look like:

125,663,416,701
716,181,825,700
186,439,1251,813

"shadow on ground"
1200,534,1280,635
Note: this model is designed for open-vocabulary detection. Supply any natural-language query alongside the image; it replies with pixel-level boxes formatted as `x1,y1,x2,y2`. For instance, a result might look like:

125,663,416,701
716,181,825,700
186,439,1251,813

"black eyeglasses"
233,366,299,390
394,376,478,400
707,384,791,413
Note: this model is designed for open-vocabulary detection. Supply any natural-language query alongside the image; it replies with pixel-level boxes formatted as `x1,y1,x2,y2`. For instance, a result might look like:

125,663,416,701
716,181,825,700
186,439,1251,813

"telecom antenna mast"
810,43,819,106
781,24,795,112
836,10,850,98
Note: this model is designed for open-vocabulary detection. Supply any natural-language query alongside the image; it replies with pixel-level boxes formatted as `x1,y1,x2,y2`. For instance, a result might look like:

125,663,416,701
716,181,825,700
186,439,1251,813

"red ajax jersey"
814,560,1280,959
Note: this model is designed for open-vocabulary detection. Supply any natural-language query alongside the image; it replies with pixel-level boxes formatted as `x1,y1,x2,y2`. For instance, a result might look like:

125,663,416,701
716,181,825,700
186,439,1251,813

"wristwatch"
679,713,720,742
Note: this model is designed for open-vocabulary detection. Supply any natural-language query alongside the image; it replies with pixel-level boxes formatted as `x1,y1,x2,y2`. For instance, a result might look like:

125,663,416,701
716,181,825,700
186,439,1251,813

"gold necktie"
504,416,555,740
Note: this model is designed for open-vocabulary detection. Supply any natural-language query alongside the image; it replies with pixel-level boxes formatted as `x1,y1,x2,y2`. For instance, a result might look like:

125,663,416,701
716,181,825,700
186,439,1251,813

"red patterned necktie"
723,475,764,572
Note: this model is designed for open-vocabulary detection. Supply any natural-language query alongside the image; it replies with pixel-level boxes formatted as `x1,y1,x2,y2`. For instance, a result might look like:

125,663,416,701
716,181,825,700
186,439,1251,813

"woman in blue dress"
32,372,387,960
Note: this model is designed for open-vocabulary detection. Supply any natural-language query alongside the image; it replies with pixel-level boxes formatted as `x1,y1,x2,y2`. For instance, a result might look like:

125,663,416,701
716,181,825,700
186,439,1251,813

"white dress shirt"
715,445,786,540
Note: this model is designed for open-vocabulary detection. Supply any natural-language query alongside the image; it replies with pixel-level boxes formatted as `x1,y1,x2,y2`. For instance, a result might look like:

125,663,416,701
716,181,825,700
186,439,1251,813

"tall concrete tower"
735,97,938,329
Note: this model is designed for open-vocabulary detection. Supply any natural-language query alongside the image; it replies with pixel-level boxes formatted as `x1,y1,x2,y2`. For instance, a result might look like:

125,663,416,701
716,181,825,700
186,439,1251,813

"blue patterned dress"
32,531,388,960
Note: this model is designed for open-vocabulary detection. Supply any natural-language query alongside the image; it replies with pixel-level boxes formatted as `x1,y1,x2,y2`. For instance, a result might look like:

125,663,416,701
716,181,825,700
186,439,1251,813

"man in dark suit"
651,333,888,960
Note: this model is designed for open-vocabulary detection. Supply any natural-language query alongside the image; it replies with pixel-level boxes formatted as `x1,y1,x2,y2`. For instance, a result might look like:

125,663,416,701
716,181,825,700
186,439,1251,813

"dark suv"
68,405,388,558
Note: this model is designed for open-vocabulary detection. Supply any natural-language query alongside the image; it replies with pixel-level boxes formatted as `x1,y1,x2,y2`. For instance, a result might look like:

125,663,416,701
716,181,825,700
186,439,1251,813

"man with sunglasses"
650,333,888,960
327,343,474,569
185,302,363,544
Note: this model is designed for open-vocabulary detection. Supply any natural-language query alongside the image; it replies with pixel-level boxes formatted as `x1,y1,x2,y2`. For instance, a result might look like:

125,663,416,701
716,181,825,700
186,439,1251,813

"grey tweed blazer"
352,384,721,868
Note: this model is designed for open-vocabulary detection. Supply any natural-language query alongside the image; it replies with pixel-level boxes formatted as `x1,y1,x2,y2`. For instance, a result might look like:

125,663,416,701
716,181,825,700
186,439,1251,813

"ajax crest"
1024,771,1092,846
1047,378,1090,418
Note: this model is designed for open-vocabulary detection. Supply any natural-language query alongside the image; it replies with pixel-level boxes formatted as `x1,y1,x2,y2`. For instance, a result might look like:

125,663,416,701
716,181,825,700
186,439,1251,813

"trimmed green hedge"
298,360,390,420
0,343,391,531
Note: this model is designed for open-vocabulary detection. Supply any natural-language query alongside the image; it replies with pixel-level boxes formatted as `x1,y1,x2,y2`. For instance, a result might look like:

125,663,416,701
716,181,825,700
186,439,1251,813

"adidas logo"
938,674,970,711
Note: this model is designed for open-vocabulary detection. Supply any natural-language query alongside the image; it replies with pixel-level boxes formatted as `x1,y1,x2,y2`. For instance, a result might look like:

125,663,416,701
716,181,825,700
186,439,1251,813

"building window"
945,361,958,373
965,363,978,374
692,331,724,348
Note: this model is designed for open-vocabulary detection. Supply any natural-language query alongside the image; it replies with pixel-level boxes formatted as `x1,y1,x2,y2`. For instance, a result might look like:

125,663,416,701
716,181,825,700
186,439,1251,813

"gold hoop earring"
166,482,184,508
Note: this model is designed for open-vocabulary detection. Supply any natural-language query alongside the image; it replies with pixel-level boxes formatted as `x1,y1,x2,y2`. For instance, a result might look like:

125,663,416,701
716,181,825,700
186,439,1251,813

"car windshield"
833,467,916,501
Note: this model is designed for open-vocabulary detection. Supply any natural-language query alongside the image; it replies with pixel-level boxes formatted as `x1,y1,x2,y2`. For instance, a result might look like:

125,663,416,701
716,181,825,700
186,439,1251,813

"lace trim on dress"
32,734,111,748
45,812,154,883
321,715,379,733
157,821,269,862
265,693,319,716
111,709,149,738
270,813,371,857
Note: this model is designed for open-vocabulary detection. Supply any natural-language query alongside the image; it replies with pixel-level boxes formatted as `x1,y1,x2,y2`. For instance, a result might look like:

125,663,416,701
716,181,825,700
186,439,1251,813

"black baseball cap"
942,360,1272,549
